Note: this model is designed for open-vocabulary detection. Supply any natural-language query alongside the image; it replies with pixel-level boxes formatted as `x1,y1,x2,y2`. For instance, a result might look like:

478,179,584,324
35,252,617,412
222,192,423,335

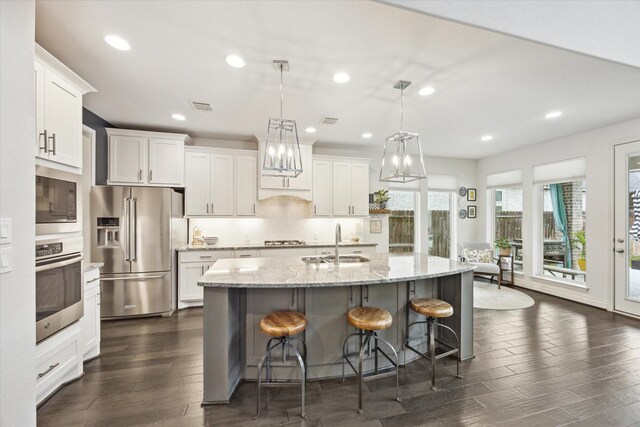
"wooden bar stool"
405,298,462,391
255,311,308,420
342,306,401,414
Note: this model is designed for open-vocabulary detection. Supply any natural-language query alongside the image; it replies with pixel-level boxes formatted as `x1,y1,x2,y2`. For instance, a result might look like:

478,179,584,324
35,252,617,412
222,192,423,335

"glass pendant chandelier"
379,80,427,183
262,60,303,177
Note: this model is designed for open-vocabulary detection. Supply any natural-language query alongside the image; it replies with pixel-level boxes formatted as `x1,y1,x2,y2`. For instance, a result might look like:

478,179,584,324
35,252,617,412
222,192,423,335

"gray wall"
0,1,37,424
83,108,114,185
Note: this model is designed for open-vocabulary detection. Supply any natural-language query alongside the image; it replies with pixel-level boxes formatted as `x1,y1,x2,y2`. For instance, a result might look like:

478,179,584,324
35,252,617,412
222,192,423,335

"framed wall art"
467,188,477,202
467,205,477,218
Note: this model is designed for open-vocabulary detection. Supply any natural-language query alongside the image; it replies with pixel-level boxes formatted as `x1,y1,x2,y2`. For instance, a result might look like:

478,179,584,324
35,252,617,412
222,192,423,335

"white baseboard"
513,276,607,309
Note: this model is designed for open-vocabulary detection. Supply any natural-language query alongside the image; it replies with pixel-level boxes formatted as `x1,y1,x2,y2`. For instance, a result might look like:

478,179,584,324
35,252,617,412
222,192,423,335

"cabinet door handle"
253,204,256,214
365,285,369,302
138,169,142,182
49,133,56,155
39,129,48,153
349,286,353,304
206,203,209,213
211,203,214,214
201,265,204,274
37,362,59,379
282,177,286,188
314,205,317,215
149,170,153,182
291,288,295,307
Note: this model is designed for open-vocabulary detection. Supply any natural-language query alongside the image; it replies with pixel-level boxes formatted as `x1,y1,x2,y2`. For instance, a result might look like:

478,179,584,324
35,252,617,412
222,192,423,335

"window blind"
533,157,586,185
427,173,457,191
486,169,522,188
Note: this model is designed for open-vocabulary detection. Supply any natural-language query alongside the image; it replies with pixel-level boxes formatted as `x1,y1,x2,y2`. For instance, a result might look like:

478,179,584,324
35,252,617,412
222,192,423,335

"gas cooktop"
264,240,307,246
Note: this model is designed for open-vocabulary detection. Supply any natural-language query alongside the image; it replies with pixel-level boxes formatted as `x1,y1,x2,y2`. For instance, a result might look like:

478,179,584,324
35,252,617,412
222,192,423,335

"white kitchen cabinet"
80,267,101,362
184,150,235,216
236,155,257,216
107,129,187,187
260,247,317,258
211,154,235,216
148,138,184,186
35,44,95,173
178,250,235,308
312,156,369,217
312,159,332,216
36,323,83,405
258,143,313,201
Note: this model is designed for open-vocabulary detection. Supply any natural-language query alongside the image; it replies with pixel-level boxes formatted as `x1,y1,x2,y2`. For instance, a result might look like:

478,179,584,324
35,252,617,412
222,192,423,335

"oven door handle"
35,254,83,272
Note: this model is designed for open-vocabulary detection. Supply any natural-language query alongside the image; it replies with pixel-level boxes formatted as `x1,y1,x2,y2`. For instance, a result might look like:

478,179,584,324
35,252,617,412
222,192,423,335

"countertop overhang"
198,252,476,288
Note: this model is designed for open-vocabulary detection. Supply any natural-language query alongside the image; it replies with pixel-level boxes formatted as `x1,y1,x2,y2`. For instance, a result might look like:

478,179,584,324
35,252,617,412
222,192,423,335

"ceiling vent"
189,101,213,112
320,116,339,125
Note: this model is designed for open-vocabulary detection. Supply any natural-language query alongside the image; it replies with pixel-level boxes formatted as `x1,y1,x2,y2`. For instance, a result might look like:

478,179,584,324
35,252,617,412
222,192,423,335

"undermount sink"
301,255,370,264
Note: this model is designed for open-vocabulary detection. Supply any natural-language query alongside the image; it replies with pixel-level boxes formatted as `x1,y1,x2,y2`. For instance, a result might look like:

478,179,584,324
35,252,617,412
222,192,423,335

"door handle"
149,170,153,182
253,204,256,214
138,169,142,182
206,203,209,214
615,249,625,254
314,205,317,215
39,129,48,153
617,238,624,243
130,198,137,262
49,133,56,155
211,203,214,214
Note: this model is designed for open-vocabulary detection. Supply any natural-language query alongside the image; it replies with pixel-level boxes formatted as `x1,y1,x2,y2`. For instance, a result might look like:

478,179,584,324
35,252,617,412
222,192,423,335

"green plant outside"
571,230,586,260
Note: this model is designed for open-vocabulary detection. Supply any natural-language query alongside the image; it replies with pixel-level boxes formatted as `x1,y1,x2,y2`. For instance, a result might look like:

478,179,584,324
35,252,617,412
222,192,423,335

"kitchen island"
197,252,475,404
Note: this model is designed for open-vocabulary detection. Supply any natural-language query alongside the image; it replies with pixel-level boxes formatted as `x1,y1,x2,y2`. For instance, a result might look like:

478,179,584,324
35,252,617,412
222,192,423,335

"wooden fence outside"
389,209,450,258
429,210,450,258
496,211,558,240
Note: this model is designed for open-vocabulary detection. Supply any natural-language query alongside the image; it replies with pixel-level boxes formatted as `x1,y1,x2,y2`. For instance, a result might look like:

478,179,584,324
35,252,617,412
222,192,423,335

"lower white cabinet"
36,323,83,405
80,267,101,361
178,250,235,308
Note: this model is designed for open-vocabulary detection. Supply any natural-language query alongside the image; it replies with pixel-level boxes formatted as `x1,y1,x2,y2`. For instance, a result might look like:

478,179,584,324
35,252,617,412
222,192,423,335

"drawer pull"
239,254,251,258
199,256,213,259
353,250,363,254
37,362,59,379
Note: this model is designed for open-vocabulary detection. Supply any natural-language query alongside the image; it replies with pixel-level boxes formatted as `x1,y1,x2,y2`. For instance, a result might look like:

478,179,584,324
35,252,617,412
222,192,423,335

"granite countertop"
177,242,377,251
198,252,476,288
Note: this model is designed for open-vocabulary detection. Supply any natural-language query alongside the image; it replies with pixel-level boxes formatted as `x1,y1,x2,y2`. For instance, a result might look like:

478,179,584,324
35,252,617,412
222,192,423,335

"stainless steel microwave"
36,166,81,235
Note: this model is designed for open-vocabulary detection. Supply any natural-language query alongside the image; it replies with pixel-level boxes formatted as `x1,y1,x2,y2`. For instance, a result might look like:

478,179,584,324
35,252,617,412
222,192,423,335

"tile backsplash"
188,197,365,244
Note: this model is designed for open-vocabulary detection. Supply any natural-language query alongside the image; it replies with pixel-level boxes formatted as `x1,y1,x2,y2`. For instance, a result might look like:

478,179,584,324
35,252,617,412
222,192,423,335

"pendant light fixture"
379,80,427,183
262,60,303,177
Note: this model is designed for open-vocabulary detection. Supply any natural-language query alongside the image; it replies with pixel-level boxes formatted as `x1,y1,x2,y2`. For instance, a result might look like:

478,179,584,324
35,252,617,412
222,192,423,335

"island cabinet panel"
245,288,304,375
304,286,359,371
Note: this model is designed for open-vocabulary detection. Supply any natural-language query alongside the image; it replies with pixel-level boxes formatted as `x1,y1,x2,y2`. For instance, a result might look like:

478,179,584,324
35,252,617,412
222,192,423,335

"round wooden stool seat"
347,306,392,331
410,298,453,318
260,311,307,337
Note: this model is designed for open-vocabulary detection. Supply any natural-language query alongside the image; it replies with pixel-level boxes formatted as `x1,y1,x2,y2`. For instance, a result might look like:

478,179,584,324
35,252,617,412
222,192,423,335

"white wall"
477,117,640,308
384,0,640,69
0,1,37,425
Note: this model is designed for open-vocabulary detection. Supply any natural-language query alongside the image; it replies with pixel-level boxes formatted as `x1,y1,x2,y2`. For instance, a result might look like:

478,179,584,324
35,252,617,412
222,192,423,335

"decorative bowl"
204,236,219,245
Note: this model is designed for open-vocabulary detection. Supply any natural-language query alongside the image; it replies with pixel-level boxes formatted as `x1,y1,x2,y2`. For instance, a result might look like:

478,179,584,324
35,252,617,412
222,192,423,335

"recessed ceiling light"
545,111,563,119
362,132,372,139
481,135,493,142
104,34,131,51
305,127,316,133
225,54,245,68
333,72,350,83
419,86,435,96
171,113,186,121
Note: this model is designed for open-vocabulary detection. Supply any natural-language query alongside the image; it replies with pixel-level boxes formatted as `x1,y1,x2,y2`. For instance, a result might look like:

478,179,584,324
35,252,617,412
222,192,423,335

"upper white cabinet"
313,156,369,217
184,147,257,217
236,155,258,216
258,141,313,201
35,44,95,173
312,159,333,216
107,128,187,186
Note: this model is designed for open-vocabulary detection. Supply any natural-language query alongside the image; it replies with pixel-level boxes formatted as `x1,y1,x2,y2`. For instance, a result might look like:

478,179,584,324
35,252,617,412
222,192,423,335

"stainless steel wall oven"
36,236,84,343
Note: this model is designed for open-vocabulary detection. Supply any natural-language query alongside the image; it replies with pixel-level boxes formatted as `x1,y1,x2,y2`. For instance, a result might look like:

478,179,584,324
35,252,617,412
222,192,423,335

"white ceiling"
35,0,640,159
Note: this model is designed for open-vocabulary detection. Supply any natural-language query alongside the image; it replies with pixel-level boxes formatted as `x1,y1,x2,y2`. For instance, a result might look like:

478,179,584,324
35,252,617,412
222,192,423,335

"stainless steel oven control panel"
36,242,63,258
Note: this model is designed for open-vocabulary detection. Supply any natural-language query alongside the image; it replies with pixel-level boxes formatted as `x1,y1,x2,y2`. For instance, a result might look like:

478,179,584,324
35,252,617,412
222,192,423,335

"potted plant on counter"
494,238,512,256
572,230,586,271
374,189,390,209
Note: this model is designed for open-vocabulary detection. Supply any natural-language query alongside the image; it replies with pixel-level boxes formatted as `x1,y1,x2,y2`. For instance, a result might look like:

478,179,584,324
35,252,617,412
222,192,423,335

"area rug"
474,281,535,310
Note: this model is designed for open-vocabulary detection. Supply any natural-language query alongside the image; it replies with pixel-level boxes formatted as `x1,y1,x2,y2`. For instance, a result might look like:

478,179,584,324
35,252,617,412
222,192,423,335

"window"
388,190,418,253
540,180,586,283
494,188,523,271
428,191,452,258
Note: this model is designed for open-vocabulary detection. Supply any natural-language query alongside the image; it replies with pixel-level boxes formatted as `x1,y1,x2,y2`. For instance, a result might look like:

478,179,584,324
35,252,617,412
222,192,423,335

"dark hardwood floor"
38,288,640,427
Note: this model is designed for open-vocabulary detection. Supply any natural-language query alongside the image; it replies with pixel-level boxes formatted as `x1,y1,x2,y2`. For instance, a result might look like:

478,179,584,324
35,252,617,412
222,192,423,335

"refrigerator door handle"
130,198,137,262
101,274,165,281
123,198,130,261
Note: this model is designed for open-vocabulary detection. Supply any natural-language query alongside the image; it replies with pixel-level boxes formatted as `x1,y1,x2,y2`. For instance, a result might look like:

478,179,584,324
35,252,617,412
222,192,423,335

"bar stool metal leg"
428,318,437,391
285,341,307,419
433,322,462,379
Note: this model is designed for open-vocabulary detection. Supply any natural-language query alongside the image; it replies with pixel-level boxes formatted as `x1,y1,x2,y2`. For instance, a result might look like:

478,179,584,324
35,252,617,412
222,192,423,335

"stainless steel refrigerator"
91,186,186,318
